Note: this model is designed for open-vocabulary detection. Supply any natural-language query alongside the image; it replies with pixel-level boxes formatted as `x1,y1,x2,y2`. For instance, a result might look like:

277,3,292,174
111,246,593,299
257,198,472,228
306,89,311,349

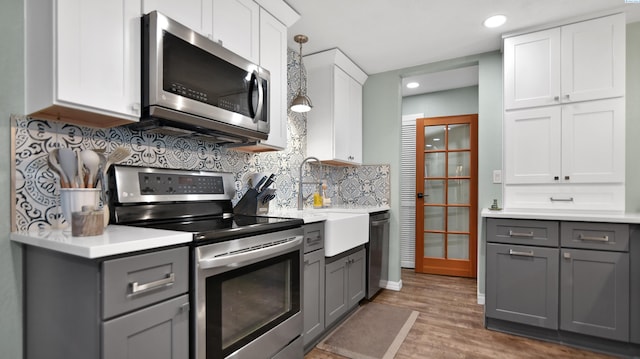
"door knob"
417,193,424,198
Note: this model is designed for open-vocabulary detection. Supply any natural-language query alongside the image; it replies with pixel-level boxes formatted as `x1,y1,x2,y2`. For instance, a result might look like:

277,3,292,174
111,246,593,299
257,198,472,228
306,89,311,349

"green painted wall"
0,0,23,357
363,52,503,298
402,85,479,117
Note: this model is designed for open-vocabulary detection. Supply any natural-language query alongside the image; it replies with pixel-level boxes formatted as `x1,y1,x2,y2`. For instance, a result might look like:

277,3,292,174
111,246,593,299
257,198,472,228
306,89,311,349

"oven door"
194,228,303,359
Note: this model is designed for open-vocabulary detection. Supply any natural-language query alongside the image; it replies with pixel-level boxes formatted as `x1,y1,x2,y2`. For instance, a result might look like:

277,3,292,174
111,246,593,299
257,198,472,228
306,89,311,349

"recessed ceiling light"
484,14,507,28
406,82,420,89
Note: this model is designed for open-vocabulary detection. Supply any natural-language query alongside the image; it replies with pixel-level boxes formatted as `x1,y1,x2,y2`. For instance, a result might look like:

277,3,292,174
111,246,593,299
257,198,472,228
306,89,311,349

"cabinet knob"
564,94,571,100
554,96,560,101
563,252,571,259
564,175,570,180
554,176,559,181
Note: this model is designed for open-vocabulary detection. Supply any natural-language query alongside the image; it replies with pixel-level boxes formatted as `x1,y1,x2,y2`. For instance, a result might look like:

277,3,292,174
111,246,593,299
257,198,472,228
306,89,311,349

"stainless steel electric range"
108,165,304,359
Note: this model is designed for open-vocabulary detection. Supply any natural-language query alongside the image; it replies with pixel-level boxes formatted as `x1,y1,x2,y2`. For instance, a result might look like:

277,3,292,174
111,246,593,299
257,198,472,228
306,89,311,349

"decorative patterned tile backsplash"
11,49,390,231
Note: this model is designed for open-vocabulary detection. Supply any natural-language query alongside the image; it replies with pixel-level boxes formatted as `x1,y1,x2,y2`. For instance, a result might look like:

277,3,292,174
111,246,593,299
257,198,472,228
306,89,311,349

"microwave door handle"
249,71,264,123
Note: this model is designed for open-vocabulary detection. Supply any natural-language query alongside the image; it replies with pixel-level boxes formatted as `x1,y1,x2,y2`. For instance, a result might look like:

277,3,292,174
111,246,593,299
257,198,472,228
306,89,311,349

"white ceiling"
284,0,640,96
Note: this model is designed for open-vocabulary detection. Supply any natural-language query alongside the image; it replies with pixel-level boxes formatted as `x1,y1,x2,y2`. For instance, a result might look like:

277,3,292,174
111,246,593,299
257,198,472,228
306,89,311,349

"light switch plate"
492,170,502,184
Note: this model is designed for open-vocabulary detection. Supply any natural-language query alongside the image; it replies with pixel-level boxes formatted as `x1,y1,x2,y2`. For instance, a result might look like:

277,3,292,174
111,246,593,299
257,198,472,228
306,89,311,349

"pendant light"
290,34,313,113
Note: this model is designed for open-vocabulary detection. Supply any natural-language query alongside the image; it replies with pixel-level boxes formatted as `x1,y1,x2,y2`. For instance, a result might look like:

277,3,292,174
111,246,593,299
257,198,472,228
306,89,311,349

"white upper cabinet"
305,49,367,166
504,13,625,110
212,0,260,63
504,106,562,184
561,98,625,183
504,98,624,185
25,0,142,127
502,13,626,211
142,0,209,35
257,8,288,150
143,0,260,63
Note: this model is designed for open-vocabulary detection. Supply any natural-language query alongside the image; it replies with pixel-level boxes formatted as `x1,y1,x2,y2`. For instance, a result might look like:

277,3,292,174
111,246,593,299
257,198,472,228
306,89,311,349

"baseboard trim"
477,293,485,305
382,279,403,291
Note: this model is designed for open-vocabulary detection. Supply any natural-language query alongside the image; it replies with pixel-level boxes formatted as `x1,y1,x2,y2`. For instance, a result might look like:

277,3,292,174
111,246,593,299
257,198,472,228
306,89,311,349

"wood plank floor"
305,269,614,359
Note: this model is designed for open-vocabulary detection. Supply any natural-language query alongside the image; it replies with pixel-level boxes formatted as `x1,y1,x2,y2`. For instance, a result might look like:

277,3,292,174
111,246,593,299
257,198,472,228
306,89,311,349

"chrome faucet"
298,156,322,210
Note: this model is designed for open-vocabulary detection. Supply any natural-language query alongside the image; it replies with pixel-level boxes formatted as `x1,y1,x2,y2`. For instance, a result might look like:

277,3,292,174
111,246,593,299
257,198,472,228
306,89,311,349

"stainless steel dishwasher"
366,211,390,299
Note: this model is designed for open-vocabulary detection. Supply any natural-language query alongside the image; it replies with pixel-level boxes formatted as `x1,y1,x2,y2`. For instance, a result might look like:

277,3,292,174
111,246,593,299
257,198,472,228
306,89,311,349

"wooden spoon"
80,149,101,188
58,148,78,188
48,149,70,188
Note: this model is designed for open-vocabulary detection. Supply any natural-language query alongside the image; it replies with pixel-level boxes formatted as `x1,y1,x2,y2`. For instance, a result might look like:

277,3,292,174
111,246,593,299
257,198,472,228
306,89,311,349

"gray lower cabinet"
560,248,629,341
303,246,325,347
24,245,189,359
486,217,634,349
325,247,366,328
486,243,559,329
103,294,189,359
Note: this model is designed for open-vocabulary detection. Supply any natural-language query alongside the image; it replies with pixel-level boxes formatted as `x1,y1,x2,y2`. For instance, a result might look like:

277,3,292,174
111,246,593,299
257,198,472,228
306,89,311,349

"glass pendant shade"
290,34,312,113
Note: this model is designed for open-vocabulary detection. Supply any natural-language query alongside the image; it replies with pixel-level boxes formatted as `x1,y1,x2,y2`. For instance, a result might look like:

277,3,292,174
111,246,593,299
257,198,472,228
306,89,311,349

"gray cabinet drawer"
102,247,189,319
303,222,324,254
487,218,559,247
561,222,629,251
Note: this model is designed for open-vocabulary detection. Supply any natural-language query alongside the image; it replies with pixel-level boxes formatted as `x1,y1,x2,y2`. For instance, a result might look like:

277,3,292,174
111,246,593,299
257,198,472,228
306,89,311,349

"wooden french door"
415,114,478,278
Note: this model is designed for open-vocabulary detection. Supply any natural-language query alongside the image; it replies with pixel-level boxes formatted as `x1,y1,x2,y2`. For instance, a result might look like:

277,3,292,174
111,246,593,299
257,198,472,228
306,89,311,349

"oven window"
206,251,300,358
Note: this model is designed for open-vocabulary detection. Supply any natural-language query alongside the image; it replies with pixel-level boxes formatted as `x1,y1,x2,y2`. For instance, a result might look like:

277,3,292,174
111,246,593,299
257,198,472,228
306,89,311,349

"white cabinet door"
55,0,141,121
307,66,362,165
504,107,562,184
212,0,260,63
348,77,363,164
142,0,209,35
561,98,625,183
305,49,366,165
258,8,287,150
505,98,624,185
333,67,352,163
561,14,625,103
504,28,561,110
504,14,625,111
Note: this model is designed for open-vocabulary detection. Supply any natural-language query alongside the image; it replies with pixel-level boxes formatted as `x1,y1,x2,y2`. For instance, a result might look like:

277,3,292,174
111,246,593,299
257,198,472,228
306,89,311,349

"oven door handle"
198,236,302,269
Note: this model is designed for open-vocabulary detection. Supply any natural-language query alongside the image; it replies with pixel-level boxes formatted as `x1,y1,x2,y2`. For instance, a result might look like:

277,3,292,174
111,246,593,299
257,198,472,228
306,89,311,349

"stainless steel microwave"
136,11,270,144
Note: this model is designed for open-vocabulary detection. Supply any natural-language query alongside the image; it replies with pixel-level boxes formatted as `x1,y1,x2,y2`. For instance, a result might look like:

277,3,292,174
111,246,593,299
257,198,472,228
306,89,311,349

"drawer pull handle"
508,230,534,237
550,197,574,202
130,273,175,295
509,249,534,257
578,234,609,242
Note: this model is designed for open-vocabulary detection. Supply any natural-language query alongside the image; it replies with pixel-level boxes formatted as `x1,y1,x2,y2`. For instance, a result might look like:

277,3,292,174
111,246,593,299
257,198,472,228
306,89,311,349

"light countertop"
10,225,193,259
269,205,390,224
481,208,640,223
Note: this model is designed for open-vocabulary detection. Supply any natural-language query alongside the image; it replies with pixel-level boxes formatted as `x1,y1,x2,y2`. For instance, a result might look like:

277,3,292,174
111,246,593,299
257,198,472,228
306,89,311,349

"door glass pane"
447,179,469,204
424,232,444,258
425,125,446,150
448,152,470,177
447,207,469,232
425,180,445,204
424,206,444,230
448,234,469,259
448,124,470,149
425,152,445,177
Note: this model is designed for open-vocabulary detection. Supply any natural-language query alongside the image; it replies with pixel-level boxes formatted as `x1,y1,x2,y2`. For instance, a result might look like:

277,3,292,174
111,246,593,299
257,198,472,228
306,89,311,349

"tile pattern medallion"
12,49,390,231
